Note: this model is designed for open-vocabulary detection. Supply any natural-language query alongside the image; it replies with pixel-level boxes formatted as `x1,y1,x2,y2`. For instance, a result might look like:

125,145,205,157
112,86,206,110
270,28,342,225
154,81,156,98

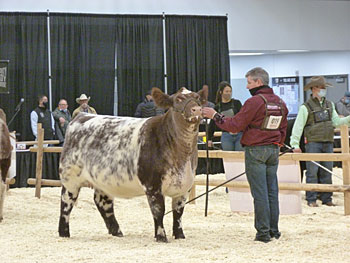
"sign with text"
0,60,9,94
272,76,299,117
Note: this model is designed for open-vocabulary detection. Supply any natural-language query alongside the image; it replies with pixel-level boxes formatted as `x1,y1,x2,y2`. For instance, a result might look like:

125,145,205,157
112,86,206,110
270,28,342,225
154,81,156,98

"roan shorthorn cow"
58,87,205,242
0,109,12,222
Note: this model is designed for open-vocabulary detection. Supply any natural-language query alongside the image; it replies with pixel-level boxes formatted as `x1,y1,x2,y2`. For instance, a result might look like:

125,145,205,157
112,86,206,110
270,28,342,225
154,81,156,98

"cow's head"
152,87,206,123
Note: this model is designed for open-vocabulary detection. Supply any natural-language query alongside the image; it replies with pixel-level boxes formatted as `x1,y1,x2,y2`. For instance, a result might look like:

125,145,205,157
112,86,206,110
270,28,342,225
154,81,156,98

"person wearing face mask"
207,81,243,151
290,76,350,207
203,68,288,243
72,94,97,119
335,91,350,117
52,99,72,145
30,94,55,141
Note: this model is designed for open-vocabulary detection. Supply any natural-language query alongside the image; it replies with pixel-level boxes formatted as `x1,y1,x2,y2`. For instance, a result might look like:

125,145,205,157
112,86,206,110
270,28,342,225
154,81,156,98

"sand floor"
1,169,350,263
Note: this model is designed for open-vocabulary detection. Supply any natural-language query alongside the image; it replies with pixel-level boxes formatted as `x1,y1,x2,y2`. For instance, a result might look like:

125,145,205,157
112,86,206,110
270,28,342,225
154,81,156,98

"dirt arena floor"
1,168,350,263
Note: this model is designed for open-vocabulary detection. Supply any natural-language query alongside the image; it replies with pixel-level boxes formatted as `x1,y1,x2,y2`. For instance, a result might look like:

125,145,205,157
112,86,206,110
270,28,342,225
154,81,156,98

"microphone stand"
7,106,22,128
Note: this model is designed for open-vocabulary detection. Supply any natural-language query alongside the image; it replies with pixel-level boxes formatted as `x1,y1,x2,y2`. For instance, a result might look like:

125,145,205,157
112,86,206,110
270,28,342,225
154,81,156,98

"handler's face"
246,76,262,90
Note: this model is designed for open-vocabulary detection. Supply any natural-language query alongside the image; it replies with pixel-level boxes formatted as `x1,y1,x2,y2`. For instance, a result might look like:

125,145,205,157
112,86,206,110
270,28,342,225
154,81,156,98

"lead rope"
164,143,293,216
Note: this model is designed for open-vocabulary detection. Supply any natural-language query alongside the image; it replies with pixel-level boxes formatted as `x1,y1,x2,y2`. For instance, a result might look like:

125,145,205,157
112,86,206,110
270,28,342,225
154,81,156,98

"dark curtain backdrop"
115,15,164,116
165,15,230,101
0,13,230,139
0,12,48,140
50,13,116,115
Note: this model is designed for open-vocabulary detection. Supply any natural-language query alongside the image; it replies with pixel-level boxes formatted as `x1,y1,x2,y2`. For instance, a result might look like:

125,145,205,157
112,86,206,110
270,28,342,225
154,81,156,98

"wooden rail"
28,123,350,215
194,125,350,215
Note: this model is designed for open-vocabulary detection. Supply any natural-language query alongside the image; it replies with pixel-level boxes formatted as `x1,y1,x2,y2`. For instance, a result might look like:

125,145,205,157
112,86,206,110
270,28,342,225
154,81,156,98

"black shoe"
322,201,336,206
270,231,281,240
254,236,271,243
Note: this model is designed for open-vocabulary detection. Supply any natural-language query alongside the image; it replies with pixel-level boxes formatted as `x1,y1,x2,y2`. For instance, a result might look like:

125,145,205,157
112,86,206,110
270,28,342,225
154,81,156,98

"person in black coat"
207,81,243,151
134,91,164,118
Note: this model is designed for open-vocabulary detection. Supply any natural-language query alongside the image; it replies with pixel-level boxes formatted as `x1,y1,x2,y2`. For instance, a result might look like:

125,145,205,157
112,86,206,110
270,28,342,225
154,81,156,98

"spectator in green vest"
291,76,350,207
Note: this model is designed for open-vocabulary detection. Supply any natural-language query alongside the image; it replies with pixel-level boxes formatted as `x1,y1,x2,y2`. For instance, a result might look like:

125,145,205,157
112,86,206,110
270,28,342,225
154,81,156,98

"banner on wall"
0,60,9,94
272,76,299,117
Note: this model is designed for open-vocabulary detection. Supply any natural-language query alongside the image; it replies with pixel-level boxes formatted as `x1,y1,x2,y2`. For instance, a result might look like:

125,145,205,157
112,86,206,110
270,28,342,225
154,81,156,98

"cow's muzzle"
188,105,202,122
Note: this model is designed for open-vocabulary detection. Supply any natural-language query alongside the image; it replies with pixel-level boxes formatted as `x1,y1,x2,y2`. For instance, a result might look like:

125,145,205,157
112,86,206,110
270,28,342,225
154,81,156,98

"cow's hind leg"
58,185,80,237
146,189,167,242
172,195,187,239
94,189,123,237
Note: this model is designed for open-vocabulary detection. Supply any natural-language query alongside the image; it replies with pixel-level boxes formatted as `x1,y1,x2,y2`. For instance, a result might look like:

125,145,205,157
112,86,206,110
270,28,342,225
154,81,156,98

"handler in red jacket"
203,67,288,243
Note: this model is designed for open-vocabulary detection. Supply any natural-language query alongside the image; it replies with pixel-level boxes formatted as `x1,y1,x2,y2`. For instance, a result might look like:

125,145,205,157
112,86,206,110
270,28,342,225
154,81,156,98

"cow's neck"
164,109,199,154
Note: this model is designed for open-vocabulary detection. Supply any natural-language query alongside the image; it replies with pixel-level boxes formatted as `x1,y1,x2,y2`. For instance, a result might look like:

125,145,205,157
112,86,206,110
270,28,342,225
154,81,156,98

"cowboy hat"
304,76,333,91
76,94,90,103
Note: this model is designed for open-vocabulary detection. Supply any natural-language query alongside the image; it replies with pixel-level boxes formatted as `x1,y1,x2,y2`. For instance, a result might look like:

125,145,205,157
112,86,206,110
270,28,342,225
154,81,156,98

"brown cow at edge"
58,87,205,242
0,109,12,222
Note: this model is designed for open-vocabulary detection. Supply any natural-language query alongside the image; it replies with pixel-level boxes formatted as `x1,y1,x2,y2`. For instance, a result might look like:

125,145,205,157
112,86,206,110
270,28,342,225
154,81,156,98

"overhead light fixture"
277,50,309,53
229,52,264,56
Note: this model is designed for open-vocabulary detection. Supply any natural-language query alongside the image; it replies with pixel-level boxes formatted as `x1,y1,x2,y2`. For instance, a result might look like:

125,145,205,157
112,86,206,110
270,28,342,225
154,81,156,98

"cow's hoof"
173,228,185,239
156,235,168,243
58,228,70,238
173,233,185,239
0,216,3,222
111,229,123,237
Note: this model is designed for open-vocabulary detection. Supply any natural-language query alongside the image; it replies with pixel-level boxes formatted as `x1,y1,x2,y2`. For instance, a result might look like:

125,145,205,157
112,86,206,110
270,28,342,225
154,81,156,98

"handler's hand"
59,117,66,124
202,107,217,119
293,148,302,153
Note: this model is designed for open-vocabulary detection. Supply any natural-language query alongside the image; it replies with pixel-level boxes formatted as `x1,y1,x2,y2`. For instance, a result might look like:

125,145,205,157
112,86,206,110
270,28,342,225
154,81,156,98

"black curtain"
165,15,230,101
0,12,48,140
115,15,164,116
50,13,116,115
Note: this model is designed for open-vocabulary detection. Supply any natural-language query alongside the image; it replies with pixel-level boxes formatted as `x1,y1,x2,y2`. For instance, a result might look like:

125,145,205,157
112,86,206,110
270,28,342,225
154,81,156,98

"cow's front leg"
172,195,187,239
146,189,167,242
58,186,80,237
94,189,123,237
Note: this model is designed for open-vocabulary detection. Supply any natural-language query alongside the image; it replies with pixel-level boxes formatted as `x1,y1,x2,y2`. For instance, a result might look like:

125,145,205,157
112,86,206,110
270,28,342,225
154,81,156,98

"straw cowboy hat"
304,76,333,91
76,94,90,103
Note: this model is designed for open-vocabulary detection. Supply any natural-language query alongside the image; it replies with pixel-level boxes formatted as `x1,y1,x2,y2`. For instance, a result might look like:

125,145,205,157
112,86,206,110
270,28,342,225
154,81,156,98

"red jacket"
214,86,288,147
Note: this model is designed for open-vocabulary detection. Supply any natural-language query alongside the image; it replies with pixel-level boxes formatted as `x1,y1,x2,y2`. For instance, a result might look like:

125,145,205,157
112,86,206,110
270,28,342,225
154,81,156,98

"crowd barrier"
26,124,350,215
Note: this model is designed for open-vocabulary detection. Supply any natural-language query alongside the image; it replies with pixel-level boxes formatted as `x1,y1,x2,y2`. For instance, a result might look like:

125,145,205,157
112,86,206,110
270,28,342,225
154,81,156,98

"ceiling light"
277,50,309,53
229,52,264,56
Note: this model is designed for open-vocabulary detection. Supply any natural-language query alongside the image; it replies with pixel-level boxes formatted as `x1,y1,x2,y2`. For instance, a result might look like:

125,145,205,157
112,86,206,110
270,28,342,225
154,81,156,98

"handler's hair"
37,94,46,104
215,81,232,104
245,67,269,86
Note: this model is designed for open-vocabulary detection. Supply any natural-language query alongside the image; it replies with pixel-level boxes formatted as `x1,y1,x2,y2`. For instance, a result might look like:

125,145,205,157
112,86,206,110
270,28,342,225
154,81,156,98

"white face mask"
318,89,327,98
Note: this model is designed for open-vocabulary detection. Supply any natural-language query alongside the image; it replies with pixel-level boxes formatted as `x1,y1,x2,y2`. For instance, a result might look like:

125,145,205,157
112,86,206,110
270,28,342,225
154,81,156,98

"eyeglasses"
59,104,68,106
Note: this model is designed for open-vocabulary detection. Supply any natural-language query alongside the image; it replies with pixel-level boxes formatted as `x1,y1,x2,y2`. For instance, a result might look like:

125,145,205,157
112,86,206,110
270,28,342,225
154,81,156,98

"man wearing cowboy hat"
290,76,350,207
72,94,97,119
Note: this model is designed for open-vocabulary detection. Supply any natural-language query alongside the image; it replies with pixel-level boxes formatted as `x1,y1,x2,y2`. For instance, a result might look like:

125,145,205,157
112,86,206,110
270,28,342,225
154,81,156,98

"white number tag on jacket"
266,116,282,130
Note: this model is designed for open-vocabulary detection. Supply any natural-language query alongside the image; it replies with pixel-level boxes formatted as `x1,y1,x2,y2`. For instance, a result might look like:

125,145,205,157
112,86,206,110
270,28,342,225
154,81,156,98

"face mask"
43,102,49,109
318,89,327,98
345,98,350,104
222,93,232,101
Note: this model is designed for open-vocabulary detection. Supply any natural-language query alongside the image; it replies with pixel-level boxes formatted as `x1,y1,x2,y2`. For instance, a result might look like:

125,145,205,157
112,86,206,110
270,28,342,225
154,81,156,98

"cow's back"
60,113,149,197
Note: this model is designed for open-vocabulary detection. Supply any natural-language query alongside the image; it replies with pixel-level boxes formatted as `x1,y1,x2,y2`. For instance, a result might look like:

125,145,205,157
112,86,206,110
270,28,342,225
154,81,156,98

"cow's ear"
197,86,208,105
152,87,173,109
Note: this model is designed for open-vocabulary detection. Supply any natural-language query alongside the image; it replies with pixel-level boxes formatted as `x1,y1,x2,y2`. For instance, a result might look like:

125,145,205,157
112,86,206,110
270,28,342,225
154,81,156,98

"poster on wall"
271,76,299,117
0,60,9,94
